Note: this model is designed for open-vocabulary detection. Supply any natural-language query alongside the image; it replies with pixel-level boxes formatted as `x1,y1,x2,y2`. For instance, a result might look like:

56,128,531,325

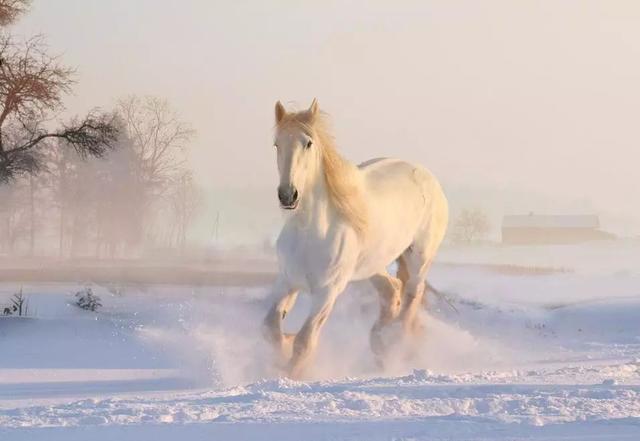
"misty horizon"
6,0,640,245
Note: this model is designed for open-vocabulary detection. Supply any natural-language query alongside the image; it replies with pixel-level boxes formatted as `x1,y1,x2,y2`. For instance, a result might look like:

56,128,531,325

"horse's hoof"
287,366,305,380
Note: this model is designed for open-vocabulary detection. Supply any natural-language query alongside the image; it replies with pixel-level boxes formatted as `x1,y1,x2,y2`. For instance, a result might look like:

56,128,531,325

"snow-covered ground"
1,241,639,440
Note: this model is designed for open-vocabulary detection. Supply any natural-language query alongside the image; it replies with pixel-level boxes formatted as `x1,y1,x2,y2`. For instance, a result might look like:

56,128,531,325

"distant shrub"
2,288,28,316
75,287,102,312
451,208,491,244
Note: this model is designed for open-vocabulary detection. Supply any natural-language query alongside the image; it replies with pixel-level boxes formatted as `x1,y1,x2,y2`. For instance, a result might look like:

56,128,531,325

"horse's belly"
351,233,413,280
352,214,420,280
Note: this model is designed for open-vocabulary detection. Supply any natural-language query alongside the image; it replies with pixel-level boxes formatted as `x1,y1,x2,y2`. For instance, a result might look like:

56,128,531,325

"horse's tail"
425,281,459,314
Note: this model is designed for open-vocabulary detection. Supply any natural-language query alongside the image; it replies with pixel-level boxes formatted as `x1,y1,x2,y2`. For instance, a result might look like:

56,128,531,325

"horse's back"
352,157,448,279
358,157,442,202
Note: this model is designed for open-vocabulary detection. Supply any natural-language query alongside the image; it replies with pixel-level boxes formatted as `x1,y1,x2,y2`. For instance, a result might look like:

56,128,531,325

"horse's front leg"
288,286,341,379
263,276,299,364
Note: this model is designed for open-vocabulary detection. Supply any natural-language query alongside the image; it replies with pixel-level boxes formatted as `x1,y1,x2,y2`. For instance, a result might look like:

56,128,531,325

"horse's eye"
306,140,313,149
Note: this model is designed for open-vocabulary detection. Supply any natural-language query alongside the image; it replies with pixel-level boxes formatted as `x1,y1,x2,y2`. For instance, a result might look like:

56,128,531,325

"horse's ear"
309,98,319,117
275,101,286,124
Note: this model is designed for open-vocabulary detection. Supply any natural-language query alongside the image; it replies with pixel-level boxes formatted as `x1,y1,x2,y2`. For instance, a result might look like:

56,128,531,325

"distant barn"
501,214,614,245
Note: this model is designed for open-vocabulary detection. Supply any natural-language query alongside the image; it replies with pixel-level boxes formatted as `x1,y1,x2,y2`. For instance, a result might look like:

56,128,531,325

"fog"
3,4,640,435
10,0,640,245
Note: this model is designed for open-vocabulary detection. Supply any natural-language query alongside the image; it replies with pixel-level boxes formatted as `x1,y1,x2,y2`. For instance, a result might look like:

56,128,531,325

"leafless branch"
0,111,119,183
0,32,119,183
0,0,30,27
116,95,195,194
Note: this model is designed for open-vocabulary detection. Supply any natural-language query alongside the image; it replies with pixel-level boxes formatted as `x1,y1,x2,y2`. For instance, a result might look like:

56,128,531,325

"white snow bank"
1,255,639,439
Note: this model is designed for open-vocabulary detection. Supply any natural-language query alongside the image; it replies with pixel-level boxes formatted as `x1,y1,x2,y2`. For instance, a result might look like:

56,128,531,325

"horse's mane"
278,110,368,236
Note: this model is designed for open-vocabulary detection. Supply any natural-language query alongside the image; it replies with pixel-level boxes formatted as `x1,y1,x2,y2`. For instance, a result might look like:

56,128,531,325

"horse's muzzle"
278,185,299,209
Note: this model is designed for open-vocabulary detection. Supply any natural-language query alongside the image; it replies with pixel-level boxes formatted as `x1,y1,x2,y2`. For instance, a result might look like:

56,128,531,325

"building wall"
501,227,612,245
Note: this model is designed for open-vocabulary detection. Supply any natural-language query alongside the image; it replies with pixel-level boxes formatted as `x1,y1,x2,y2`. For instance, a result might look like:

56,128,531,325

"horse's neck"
293,149,365,237
293,168,334,235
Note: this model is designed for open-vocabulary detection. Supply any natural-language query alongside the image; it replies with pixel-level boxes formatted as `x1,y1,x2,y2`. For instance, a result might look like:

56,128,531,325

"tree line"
0,1,201,258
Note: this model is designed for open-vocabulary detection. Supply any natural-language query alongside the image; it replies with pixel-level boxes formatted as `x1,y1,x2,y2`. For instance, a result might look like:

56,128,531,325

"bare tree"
452,208,491,243
93,130,146,257
40,128,144,259
43,141,74,257
168,170,201,253
0,177,28,252
0,0,30,27
117,95,194,196
0,33,118,183
41,117,182,259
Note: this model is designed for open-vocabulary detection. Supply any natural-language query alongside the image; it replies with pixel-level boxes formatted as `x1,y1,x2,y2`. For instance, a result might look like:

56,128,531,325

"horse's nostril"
278,186,298,206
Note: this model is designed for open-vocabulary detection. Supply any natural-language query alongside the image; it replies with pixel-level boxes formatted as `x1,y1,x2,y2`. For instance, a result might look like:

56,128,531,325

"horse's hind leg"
263,277,299,363
398,248,433,335
369,271,403,364
397,255,410,288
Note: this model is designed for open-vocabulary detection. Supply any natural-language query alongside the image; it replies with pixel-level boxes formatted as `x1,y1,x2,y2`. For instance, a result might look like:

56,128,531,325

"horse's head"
273,99,321,210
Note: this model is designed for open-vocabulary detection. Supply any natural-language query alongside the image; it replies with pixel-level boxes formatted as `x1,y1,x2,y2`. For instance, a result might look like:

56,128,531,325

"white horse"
263,99,448,379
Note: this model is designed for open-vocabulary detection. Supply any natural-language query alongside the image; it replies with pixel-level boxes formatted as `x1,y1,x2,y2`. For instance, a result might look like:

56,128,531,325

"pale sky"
10,0,640,241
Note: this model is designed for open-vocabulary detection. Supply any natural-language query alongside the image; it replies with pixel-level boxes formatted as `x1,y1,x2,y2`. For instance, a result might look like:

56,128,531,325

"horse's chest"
277,226,357,290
